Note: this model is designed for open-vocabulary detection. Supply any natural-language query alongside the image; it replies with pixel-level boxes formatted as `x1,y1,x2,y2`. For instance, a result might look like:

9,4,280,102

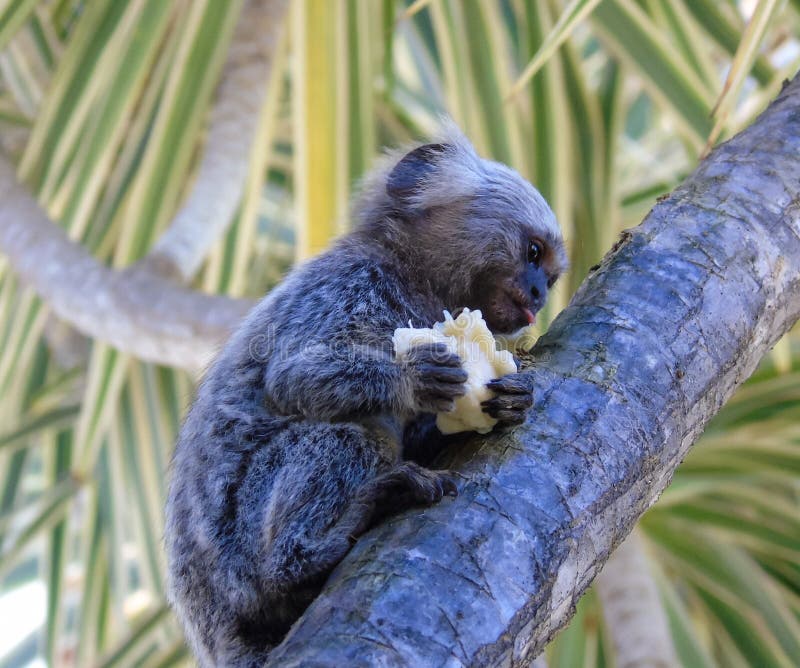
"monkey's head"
356,123,567,333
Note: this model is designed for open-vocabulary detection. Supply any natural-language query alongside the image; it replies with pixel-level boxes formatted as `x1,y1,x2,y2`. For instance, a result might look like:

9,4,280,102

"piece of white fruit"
393,308,526,434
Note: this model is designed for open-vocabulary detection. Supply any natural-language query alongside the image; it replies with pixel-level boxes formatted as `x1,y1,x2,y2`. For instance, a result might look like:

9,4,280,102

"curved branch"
26,0,288,368
596,529,678,668
266,79,800,665
0,157,252,371
147,0,289,282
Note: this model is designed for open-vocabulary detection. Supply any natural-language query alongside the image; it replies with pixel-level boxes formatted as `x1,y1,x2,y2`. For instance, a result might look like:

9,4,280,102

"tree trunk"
265,79,800,666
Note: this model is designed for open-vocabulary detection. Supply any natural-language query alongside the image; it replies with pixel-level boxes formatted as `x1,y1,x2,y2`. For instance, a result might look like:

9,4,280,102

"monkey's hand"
403,342,468,414
481,374,533,426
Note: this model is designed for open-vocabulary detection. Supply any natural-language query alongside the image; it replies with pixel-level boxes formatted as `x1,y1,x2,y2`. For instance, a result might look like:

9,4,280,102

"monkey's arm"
265,342,402,420
265,341,467,422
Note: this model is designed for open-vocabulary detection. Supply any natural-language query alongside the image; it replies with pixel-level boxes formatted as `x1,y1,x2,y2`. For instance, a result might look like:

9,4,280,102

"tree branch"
146,0,289,282
596,529,678,668
266,79,800,665
14,1,288,369
0,156,252,372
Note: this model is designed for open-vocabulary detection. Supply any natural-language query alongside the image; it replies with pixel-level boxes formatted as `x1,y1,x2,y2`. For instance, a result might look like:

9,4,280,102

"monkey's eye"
527,240,543,265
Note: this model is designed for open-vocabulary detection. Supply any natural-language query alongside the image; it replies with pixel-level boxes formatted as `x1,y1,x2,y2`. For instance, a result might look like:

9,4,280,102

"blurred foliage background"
0,0,798,666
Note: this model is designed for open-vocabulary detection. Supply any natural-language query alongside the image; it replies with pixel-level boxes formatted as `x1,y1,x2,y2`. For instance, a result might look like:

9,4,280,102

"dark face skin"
470,235,563,334
377,138,566,334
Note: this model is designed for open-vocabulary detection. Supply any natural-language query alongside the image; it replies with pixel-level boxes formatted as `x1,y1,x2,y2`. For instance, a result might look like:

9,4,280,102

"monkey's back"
165,237,440,665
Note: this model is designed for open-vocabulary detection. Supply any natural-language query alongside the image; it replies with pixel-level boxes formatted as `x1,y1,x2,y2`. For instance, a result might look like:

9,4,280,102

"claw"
492,410,526,425
441,475,459,497
481,394,532,412
486,376,531,394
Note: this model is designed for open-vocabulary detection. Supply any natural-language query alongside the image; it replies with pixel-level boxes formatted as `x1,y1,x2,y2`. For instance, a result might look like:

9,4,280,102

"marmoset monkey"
165,125,566,666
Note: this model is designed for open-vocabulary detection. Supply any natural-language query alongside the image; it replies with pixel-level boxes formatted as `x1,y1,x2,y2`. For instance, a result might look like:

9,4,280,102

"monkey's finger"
432,352,464,368
420,392,459,409
421,364,468,384
409,342,462,367
486,376,531,395
484,392,533,408
411,341,450,355
422,379,467,398
481,394,532,412
484,408,527,425
399,469,447,504
482,400,528,417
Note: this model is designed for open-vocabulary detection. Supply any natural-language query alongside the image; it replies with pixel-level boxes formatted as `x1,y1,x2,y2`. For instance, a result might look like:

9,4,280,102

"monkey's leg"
260,461,457,596
228,424,458,659
253,424,392,595
258,450,457,594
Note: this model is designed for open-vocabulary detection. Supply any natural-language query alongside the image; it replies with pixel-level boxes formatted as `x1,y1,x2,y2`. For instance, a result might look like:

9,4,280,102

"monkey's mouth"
522,306,536,325
508,290,537,326
478,290,537,334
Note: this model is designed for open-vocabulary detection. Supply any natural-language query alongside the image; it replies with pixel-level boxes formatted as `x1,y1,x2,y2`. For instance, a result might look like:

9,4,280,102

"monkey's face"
454,163,566,334
467,225,566,334
375,134,567,329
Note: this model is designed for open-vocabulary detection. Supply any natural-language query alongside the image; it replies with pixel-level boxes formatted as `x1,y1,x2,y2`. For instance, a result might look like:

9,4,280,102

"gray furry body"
165,127,566,666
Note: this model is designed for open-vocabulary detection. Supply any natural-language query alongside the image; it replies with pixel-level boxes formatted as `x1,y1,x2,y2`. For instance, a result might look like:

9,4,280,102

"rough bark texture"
596,529,678,668
0,156,252,371
266,79,800,666
148,0,289,282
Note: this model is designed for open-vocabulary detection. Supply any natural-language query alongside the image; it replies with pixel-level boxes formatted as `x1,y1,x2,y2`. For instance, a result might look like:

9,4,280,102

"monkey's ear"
386,143,449,202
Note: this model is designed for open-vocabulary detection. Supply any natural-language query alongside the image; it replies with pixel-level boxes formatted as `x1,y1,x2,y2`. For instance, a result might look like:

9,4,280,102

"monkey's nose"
530,285,540,299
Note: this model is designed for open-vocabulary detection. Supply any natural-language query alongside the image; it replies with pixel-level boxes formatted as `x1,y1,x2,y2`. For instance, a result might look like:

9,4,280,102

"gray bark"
266,79,800,665
0,156,252,371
